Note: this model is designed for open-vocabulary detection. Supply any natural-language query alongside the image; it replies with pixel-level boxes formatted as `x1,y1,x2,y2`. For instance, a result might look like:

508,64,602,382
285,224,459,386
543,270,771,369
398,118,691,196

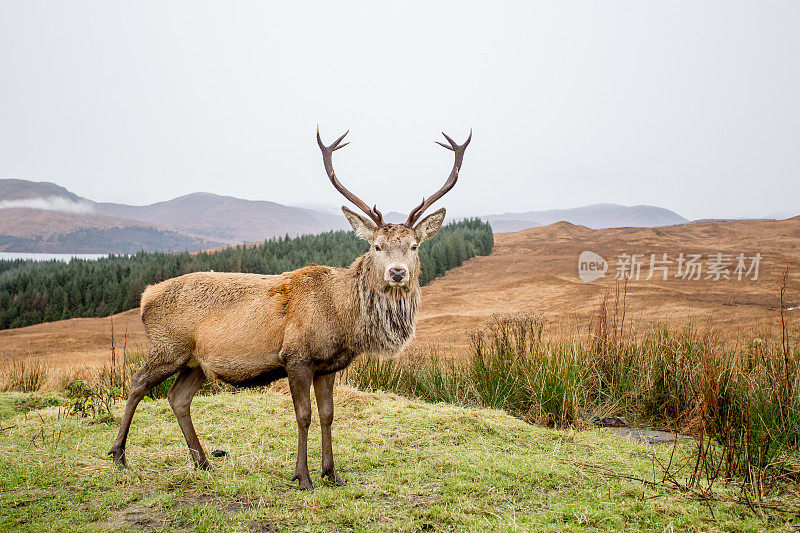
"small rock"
600,416,629,427
581,412,630,427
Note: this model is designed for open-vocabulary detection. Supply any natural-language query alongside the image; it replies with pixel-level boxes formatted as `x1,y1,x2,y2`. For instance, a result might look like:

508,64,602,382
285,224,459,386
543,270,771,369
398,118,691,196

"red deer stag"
108,128,471,490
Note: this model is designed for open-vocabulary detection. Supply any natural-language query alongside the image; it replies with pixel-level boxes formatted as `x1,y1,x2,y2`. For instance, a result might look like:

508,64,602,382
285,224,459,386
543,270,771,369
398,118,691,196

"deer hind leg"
287,365,314,490
168,365,210,470
108,348,186,468
314,373,346,486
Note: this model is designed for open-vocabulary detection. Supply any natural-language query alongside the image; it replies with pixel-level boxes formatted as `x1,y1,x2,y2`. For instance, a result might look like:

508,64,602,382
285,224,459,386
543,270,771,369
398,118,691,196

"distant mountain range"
93,193,349,243
0,179,348,254
387,204,690,232
483,203,690,232
3,178,792,254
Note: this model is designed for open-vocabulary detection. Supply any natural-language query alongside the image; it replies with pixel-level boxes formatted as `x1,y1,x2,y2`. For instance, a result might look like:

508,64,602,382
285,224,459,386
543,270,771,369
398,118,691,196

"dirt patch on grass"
249,520,277,532
94,495,260,531
171,493,261,513
99,505,166,531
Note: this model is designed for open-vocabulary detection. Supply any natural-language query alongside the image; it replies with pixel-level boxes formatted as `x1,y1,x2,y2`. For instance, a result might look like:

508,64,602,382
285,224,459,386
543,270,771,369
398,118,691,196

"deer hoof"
292,474,315,491
322,472,347,487
195,458,213,471
108,448,127,468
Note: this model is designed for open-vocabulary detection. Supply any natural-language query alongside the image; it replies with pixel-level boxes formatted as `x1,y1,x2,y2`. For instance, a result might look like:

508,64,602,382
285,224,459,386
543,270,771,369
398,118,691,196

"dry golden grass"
0,308,144,370
413,217,800,352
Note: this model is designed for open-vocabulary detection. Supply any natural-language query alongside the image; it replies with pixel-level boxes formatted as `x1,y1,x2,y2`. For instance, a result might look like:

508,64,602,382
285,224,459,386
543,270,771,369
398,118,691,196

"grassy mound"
0,387,792,531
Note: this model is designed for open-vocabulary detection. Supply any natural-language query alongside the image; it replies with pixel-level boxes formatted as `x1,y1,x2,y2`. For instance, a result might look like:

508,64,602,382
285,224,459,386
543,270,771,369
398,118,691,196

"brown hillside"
0,208,225,253
0,179,83,202
0,208,159,239
95,192,349,243
414,218,800,351
1,218,798,369
0,309,145,369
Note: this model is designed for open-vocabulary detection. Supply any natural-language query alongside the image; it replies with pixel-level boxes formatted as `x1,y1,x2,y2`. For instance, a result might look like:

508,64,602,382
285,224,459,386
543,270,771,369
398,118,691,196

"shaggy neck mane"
350,254,420,355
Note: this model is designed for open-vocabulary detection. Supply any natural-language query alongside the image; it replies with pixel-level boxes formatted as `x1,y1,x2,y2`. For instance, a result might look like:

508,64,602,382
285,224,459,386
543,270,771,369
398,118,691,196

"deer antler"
317,127,384,226
405,130,471,227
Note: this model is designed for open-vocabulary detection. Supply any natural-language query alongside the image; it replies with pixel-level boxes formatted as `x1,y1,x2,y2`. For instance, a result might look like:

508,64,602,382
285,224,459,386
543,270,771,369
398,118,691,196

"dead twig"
555,457,800,518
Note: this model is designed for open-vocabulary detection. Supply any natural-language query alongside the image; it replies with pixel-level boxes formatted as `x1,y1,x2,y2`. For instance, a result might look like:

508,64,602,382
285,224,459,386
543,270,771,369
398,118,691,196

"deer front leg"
287,365,314,491
314,373,346,486
168,366,210,470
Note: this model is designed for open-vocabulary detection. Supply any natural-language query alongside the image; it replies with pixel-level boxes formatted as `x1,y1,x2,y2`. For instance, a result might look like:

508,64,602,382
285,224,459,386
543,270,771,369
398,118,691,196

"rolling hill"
0,179,87,204
0,179,349,253
94,192,349,243
0,179,228,252
0,207,143,239
415,217,799,350
0,204,228,254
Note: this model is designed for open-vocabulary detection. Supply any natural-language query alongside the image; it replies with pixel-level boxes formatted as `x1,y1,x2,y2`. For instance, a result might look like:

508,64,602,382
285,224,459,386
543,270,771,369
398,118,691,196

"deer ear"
414,208,446,242
342,206,377,241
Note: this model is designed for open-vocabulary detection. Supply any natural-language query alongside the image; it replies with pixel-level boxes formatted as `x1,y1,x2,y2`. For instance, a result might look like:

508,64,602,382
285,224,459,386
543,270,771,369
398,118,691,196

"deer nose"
389,268,407,283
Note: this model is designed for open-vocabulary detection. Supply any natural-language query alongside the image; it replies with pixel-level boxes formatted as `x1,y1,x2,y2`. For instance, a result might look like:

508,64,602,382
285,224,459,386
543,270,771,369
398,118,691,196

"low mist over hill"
484,203,689,232
0,179,349,253
0,179,85,204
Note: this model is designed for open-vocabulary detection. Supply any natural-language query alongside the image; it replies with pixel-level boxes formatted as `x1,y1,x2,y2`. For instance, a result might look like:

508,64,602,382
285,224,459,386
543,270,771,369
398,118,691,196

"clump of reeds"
0,359,49,392
468,313,582,426
689,268,799,488
347,312,582,426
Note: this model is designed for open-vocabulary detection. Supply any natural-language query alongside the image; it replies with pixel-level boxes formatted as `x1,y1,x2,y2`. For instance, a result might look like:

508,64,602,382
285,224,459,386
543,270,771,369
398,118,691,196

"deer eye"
411,244,418,251
374,245,381,251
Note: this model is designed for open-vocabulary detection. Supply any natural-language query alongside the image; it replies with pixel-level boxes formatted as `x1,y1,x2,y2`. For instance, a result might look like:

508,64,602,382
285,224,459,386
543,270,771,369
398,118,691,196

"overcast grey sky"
1,1,798,220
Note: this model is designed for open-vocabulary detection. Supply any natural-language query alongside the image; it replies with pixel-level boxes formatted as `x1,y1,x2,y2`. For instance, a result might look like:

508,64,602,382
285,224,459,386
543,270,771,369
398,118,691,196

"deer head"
317,127,471,290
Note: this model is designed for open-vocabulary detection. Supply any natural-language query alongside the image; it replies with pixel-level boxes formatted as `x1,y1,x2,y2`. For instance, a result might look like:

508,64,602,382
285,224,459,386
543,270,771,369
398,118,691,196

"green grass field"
1,387,795,532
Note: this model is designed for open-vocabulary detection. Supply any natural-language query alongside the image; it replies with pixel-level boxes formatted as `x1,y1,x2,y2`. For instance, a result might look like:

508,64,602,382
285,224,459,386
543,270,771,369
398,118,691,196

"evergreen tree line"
0,219,493,329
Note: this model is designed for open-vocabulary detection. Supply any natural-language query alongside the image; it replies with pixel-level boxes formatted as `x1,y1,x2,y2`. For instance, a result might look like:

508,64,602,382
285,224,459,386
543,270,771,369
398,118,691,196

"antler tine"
405,129,471,227
317,127,383,226
435,131,467,151
372,204,384,223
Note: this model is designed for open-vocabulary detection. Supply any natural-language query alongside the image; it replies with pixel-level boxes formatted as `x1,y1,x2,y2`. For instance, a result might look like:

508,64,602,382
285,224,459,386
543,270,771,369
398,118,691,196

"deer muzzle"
386,265,408,285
